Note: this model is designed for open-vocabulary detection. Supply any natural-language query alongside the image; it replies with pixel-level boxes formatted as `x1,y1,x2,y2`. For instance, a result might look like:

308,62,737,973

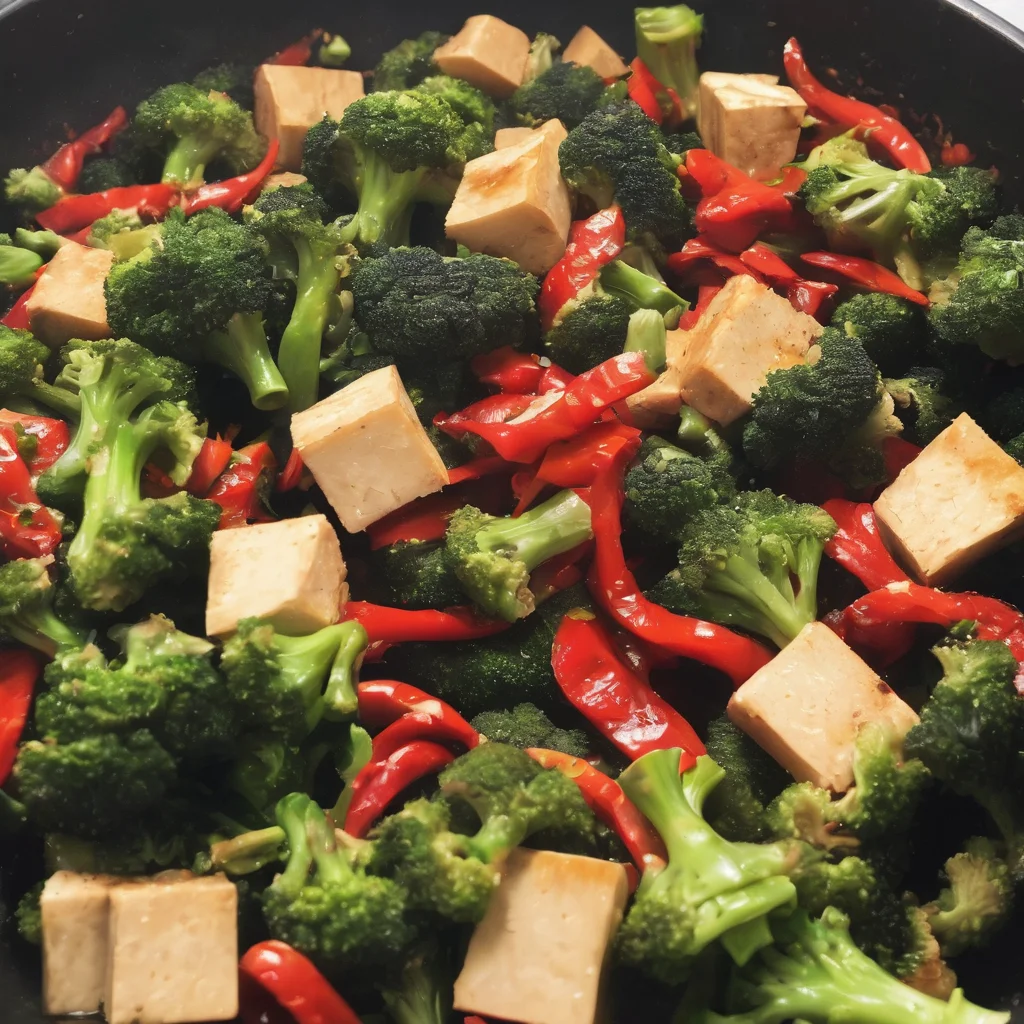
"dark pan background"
1,0,1023,1018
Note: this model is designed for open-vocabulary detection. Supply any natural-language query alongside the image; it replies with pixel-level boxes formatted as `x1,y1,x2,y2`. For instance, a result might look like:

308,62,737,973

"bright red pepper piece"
678,282,724,330
184,437,235,497
2,284,35,330
239,940,362,1024
445,457,516,487
535,422,643,489
668,235,764,280
470,347,546,394
626,58,665,123
526,543,590,602
180,139,281,216
0,411,69,475
940,142,976,167
882,435,922,482
366,709,480,762
207,441,277,529
821,500,910,591
799,252,930,306
0,424,63,559
783,38,930,174
41,107,129,193
0,648,41,785
36,183,179,234
266,29,324,66
275,448,305,494
357,679,473,731
342,602,510,645
738,244,839,319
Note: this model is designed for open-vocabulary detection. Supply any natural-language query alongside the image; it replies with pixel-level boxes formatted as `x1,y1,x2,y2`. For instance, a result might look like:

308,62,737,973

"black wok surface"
1,0,1024,1018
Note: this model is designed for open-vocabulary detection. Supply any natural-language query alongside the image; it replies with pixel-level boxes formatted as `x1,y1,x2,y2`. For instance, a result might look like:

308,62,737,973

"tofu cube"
676,274,821,426
454,849,628,1024
495,125,539,149
874,413,1024,585
562,25,629,80
291,365,449,533
205,514,347,636
699,72,807,179
446,119,571,275
728,622,920,792
26,242,114,347
434,15,531,98
105,873,237,1024
41,872,124,1015
254,65,365,171
626,329,690,428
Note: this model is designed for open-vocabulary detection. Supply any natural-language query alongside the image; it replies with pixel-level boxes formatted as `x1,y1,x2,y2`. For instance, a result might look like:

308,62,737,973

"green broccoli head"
375,540,465,610
470,703,590,758
909,165,999,263
373,31,448,91
0,325,80,419
192,62,256,109
0,557,85,656
544,290,632,374
884,367,959,445
509,61,615,130
77,156,138,193
4,165,63,215
415,75,496,135
15,884,43,945
830,292,927,377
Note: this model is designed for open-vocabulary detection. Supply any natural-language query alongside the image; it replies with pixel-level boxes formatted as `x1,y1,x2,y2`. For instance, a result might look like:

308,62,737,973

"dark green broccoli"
648,490,836,649
132,82,265,187
351,246,538,364
15,883,42,945
77,156,138,193
4,165,62,216
414,75,495,138
192,62,255,109
373,32,449,91
544,292,633,374
470,703,589,758
220,617,369,741
105,207,288,410
445,488,593,621
508,61,616,130
830,292,928,376
0,326,81,419
378,943,454,1024
0,241,43,289
985,387,1024,444
375,540,465,611
635,4,704,119
884,367,959,445
0,557,85,656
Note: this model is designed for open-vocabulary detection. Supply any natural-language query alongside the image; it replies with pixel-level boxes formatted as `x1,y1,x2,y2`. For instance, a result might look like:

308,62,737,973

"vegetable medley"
3,6,1024,1024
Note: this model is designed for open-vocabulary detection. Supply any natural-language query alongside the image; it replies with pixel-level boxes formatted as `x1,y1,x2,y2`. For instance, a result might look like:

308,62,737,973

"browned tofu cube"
434,15,531,98
26,242,114,347
562,26,629,79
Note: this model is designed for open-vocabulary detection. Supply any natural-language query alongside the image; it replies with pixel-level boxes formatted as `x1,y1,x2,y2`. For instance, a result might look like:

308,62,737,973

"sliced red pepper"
535,422,642,489
2,285,35,330
207,441,277,529
821,499,910,591
783,38,930,174
266,29,324,66
678,282,724,330
738,244,839,319
527,543,590,602
537,363,576,394
343,740,455,838
41,107,128,193
882,435,922,482
0,424,62,559
799,252,930,306
539,206,626,330
940,142,976,168
342,602,510,645
185,437,235,497
470,347,546,395
446,456,515,487
0,648,41,785
180,139,281,216
668,235,763,281
587,440,773,685
239,940,362,1024
275,448,305,494
627,58,665,123
0,411,69,475
357,679,475,732
36,183,178,234
366,710,480,762
526,747,667,871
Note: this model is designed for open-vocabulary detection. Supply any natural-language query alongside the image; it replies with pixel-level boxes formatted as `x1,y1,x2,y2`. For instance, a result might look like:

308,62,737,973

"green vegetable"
470,703,590,758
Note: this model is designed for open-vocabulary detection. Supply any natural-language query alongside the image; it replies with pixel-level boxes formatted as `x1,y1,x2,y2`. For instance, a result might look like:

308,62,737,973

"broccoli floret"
0,326,81,419
624,435,736,543
246,184,351,411
445,489,593,621
0,557,85,656
15,884,42,945
4,165,62,215
221,617,369,741
616,750,810,983
375,540,465,610
192,62,255,109
378,943,454,1024
12,228,66,259
132,82,265,187
742,327,902,489
414,75,495,138
884,367,959,445
559,101,693,245
634,4,704,120
471,703,589,758
318,34,352,68
508,61,615,130
373,32,448,91
649,491,836,649
105,208,288,410
85,209,160,261
0,241,43,288
77,156,138,193
351,246,539,364
831,292,928,376
544,292,633,374
262,792,415,971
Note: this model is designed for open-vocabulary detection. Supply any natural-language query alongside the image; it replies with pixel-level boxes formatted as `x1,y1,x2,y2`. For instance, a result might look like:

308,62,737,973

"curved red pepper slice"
207,441,277,529
366,710,480,762
342,602,510,645
2,284,36,330
0,424,62,559
0,411,69,475
357,680,471,730
266,29,324,66
821,500,910,592
626,59,665,124
799,252,929,306
185,437,235,497
41,107,128,193
470,347,546,395
181,139,281,215
0,648,41,785
36,183,178,234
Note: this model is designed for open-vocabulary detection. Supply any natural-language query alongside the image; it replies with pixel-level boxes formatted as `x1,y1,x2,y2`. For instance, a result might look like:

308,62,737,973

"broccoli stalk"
0,557,85,656
634,5,704,120
205,313,290,410
0,241,43,288
601,258,687,319
623,307,668,372
0,327,81,419
445,489,593,621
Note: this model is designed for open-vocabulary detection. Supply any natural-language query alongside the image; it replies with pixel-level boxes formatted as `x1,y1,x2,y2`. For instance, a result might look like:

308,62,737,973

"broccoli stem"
30,380,81,420
634,5,704,119
330,724,373,823
271,627,358,734
4,610,84,658
600,259,689,317
161,135,224,189
792,538,826,629
210,825,287,875
274,793,316,896
340,157,426,249
278,238,345,412
623,307,668,372
205,312,289,411
322,622,369,721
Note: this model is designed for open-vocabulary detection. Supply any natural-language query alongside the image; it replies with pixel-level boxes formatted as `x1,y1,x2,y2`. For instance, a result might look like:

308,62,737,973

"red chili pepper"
367,710,480,762
180,139,281,216
668,235,760,281
239,940,362,1024
0,425,62,559
626,58,665,124
678,282,724,330
882,435,921,483
275,448,305,494
821,499,910,591
446,456,515,487
343,740,455,838
184,437,235,497
587,441,773,685
36,183,178,234
357,679,473,730
2,285,35,330
0,648,41,786
266,29,324,66
537,363,576,394
535,421,643,489
40,107,128,193
526,747,667,870
342,602,510,645
940,142,976,167
0,411,69,475
783,38,930,174
470,347,546,394
436,353,654,465
799,252,930,306
539,207,626,330
207,441,277,529
526,543,590,603
738,244,839,319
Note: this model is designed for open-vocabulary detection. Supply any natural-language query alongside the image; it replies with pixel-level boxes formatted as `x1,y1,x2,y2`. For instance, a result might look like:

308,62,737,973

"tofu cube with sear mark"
562,26,629,80
728,621,919,792
26,242,114,347
205,513,347,636
874,413,1024,585
434,15,532,98
290,365,449,533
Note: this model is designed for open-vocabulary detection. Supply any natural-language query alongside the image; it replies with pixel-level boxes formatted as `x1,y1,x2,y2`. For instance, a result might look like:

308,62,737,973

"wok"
1,0,1023,1018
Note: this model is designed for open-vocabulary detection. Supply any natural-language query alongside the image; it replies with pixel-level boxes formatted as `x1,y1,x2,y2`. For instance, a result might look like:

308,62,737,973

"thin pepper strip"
41,107,129,192
821,499,910,591
470,347,546,394
783,38,931,174
36,183,178,234
239,940,362,1024
587,440,773,686
366,710,480,762
799,252,930,306
0,649,41,786
1,284,35,330
626,58,665,123
180,139,280,216
342,602,510,645
739,244,838,319
0,411,69,475
266,29,324,66
207,441,278,529
185,437,235,497
357,679,476,734
0,424,62,559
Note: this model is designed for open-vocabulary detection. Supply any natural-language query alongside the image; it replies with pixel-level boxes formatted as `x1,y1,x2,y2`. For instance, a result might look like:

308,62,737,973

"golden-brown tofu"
874,413,1024,585
676,275,821,426
254,65,365,171
728,622,919,792
454,849,629,1024
105,874,238,1024
495,125,538,149
446,119,571,275
434,15,531,98
291,365,449,533
625,329,690,427
562,25,629,79
262,171,308,192
26,242,114,347
205,514,347,636
699,72,807,179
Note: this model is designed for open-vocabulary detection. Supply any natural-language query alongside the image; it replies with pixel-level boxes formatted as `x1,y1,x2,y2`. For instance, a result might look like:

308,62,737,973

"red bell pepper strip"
342,602,510,645
36,183,178,234
626,58,665,123
799,252,930,306
266,29,324,66
539,207,626,330
667,235,760,281
783,38,930,174
678,282,724,330
275,449,305,494
239,940,362,1024
535,421,642,489
0,411,69,475
0,425,62,559
180,139,281,216
882,436,921,482
821,500,909,591
343,740,455,838
739,244,839,319
940,142,976,168
184,437,235,497
470,347,546,394
537,363,576,394
587,441,774,685
0,648,41,786
366,710,480,762
40,107,128,193
527,544,590,602
2,285,35,330
446,456,515,487
207,441,277,529
526,747,667,870
357,679,474,732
